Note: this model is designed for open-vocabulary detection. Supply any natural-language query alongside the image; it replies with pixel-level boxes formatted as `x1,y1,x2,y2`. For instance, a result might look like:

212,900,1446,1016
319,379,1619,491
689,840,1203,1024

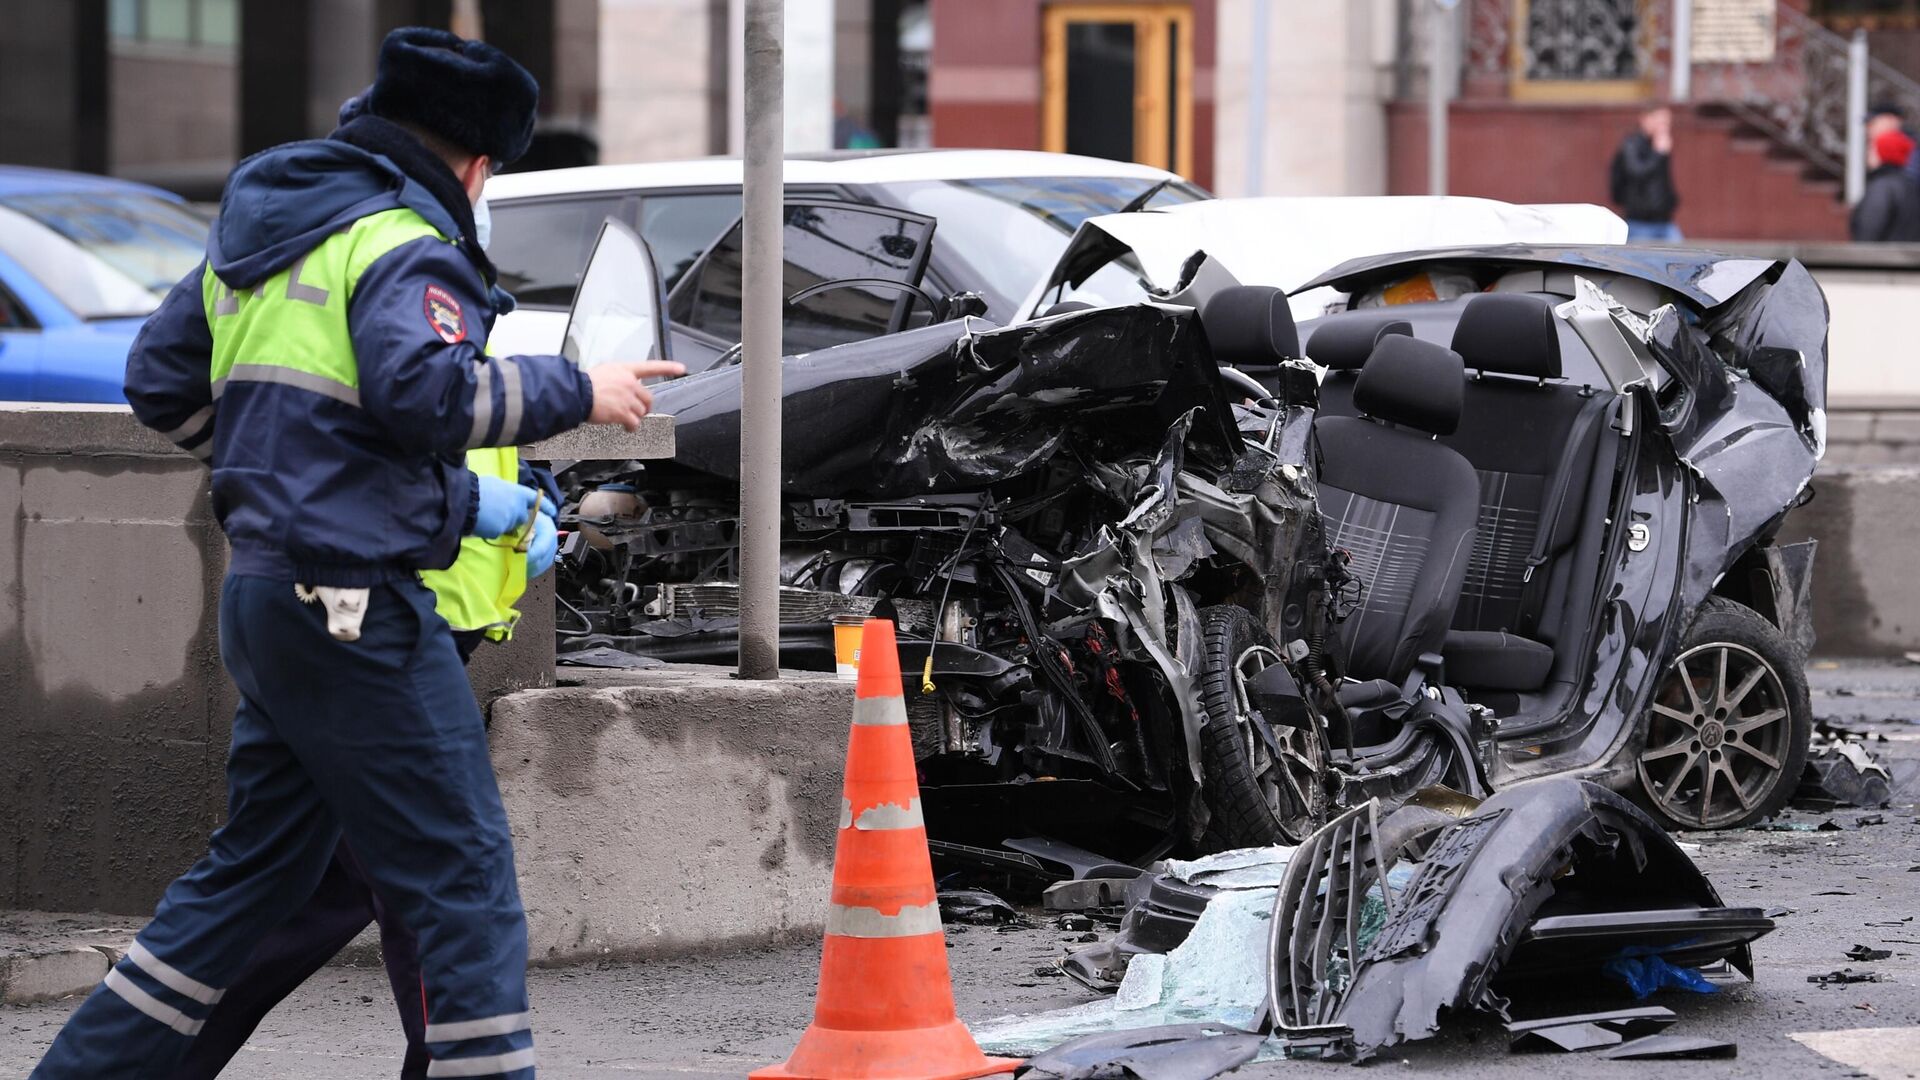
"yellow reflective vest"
420,446,528,641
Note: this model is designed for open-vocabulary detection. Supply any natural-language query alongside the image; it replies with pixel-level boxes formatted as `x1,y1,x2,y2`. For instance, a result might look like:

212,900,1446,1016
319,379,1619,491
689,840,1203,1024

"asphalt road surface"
5,661,1919,1079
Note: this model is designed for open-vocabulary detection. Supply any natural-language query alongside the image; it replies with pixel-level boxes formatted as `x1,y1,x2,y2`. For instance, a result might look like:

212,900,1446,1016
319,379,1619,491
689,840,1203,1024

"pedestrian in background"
1852,129,1920,243
1866,102,1920,184
1610,105,1682,243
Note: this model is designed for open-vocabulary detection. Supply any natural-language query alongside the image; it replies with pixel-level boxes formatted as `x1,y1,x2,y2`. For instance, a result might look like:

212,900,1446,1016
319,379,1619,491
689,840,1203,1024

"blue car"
0,167,208,403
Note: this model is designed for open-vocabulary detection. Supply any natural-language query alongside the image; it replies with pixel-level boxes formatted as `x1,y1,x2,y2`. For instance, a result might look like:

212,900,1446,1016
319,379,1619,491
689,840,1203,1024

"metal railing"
1420,0,1920,183
1690,3,1920,181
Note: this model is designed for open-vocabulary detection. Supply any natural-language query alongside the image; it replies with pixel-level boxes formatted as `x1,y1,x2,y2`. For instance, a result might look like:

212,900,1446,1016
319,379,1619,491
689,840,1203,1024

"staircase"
1686,102,1851,240
1681,1,1920,238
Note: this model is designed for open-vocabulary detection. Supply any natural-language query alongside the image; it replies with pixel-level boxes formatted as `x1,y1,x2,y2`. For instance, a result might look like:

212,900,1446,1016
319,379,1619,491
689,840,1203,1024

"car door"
486,191,637,357
665,199,937,371
560,218,671,370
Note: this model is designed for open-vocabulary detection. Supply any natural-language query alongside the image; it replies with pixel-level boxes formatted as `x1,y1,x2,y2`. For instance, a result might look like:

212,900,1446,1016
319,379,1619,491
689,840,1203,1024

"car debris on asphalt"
1505,1006,1677,1053
1808,969,1882,986
1795,738,1894,809
1596,1034,1738,1060
979,778,1772,1066
939,888,1022,926
1844,944,1892,962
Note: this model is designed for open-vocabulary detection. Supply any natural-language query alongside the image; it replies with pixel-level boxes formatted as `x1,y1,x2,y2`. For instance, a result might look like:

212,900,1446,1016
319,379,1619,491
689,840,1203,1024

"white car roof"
1022,195,1630,320
487,149,1184,201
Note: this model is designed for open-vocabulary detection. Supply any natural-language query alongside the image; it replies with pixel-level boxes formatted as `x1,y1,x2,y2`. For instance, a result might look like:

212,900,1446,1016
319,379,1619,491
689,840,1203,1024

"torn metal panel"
1506,1006,1676,1053
651,305,1241,499
1266,778,1765,1062
1598,1034,1737,1060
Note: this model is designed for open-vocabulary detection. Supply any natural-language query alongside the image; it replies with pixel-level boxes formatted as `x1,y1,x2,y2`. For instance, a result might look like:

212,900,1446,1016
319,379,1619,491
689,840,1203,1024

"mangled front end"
560,304,1332,846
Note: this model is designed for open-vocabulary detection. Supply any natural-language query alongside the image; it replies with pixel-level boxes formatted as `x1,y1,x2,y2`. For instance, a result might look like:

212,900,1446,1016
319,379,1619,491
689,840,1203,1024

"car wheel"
1197,605,1329,847
1631,598,1812,831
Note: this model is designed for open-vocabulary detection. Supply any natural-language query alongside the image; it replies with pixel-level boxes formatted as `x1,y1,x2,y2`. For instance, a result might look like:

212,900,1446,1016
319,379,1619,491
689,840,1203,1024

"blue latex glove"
473,474,540,539
525,510,558,579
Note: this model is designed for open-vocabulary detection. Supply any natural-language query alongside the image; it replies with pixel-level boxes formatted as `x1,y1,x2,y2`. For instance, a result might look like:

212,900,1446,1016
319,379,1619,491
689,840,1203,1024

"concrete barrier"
0,404,664,915
491,668,855,963
1779,465,1920,657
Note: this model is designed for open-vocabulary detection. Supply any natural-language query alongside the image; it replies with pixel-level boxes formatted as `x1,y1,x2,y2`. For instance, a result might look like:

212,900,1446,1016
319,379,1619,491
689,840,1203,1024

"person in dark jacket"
1852,129,1920,243
1610,105,1682,243
30,28,680,1080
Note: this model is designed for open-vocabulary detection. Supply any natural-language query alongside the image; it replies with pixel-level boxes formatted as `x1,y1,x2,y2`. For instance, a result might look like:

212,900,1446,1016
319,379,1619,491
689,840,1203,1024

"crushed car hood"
648,304,1241,499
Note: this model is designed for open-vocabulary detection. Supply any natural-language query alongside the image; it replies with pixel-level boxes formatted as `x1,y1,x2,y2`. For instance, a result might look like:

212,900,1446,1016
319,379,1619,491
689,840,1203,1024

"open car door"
664,198,938,372
561,218,672,370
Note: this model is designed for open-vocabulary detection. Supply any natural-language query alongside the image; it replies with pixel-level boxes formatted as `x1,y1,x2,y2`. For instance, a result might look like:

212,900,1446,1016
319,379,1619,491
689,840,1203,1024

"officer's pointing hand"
588,361,686,431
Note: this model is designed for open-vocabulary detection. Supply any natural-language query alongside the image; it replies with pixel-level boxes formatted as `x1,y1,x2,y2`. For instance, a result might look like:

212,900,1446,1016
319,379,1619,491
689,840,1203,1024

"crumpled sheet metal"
651,304,1240,499
1268,777,1743,1062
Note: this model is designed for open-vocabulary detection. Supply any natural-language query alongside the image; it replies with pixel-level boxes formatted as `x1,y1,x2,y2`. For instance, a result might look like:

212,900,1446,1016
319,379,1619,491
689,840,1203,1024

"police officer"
32,27,679,1080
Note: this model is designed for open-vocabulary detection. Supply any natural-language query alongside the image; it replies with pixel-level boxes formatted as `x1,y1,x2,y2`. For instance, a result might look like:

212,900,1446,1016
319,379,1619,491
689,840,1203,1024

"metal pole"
1427,0,1454,196
1245,0,1269,196
1670,0,1692,103
738,0,784,680
1846,28,1869,206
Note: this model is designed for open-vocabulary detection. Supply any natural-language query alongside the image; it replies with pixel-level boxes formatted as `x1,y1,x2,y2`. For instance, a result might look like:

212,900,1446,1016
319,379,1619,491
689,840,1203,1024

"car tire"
1197,605,1328,847
1630,597,1813,831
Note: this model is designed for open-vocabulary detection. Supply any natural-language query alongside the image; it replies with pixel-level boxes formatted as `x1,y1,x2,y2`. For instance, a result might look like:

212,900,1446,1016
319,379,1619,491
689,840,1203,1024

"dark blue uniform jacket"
125,121,592,586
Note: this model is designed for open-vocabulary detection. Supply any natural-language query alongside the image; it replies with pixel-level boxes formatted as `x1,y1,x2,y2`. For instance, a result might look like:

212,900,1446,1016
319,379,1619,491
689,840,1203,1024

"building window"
110,0,239,48
1508,0,1655,102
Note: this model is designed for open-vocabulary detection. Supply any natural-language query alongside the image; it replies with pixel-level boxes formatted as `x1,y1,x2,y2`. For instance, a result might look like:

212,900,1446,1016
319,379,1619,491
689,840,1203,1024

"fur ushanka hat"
368,27,539,165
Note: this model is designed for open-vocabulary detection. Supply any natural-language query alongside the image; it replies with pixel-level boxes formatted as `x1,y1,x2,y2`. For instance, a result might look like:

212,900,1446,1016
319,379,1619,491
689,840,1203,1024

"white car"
484,149,1207,365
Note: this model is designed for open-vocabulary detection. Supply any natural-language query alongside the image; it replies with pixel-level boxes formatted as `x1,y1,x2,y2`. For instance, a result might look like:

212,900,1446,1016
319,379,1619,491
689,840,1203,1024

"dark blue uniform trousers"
32,577,533,1079
167,631,482,1080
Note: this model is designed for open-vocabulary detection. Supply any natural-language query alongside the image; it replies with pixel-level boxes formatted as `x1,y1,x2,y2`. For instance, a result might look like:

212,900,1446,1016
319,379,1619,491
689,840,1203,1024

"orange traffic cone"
753,618,1022,1080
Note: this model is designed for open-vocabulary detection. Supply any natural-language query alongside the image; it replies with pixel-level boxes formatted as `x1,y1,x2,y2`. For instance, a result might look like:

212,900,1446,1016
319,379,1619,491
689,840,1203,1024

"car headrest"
1200,286,1299,366
1449,292,1562,380
1305,317,1413,371
1354,335,1465,436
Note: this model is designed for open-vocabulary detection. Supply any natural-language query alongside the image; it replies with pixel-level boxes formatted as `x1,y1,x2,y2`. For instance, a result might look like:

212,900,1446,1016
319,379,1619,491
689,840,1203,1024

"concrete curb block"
491,666,857,965
0,947,114,1005
1779,465,1920,655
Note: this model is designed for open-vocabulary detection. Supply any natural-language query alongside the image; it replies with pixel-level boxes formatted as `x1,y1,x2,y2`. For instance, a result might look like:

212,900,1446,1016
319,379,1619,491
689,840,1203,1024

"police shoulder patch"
423,284,466,344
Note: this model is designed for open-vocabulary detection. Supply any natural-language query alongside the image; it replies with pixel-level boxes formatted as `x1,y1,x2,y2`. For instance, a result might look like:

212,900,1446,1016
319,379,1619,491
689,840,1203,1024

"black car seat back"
1314,335,1479,686
1438,292,1613,694
1201,285,1300,392
1307,315,1411,418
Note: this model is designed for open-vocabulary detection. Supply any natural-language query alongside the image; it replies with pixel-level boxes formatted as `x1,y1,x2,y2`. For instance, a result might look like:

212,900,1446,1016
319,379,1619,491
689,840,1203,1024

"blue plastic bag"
1601,947,1719,999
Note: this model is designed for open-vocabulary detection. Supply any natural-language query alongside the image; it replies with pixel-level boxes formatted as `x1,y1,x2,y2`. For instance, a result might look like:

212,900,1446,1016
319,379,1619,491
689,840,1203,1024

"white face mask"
473,195,492,251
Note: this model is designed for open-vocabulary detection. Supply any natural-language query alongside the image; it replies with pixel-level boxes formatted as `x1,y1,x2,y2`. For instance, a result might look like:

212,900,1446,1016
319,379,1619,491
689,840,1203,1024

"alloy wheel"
1635,641,1794,829
1232,645,1327,842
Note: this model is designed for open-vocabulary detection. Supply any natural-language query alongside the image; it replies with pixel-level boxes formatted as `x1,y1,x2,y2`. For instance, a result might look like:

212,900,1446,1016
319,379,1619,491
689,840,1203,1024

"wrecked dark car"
549,213,1828,852
1286,245,1827,831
